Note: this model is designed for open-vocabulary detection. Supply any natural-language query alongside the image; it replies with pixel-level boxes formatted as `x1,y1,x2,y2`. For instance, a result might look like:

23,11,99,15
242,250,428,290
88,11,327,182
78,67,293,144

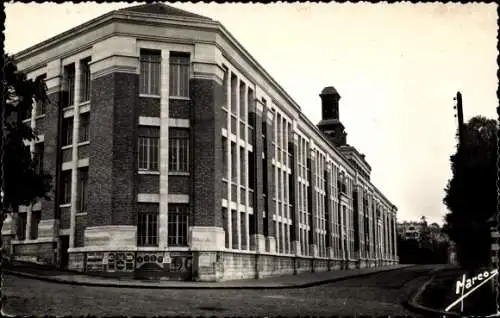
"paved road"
3,265,436,317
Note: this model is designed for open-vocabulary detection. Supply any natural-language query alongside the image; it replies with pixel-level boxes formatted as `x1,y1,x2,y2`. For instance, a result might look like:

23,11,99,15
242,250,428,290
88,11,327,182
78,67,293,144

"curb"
403,271,461,317
4,265,414,290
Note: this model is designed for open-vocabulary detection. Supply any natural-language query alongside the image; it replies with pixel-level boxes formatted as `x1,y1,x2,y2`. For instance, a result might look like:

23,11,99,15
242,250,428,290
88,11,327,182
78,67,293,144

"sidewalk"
4,261,414,289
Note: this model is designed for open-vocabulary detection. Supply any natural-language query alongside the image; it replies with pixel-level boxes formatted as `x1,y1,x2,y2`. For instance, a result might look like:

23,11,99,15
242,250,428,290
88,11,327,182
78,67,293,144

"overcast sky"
5,2,498,225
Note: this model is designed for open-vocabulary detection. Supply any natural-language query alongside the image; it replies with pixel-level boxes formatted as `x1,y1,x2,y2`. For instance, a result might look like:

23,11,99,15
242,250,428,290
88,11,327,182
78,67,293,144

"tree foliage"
443,116,498,271
1,54,52,216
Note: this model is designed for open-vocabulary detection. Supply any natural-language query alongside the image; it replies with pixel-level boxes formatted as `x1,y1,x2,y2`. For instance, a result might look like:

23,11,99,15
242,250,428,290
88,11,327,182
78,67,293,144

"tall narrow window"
168,204,189,246
222,65,229,107
140,50,161,95
79,113,90,142
80,58,91,102
30,211,41,240
34,142,44,174
137,207,159,246
240,146,246,184
62,118,73,146
78,167,88,212
17,213,27,241
222,137,228,179
169,53,190,97
36,74,47,115
231,142,237,183
60,170,72,204
138,137,159,171
168,128,189,172
64,64,75,107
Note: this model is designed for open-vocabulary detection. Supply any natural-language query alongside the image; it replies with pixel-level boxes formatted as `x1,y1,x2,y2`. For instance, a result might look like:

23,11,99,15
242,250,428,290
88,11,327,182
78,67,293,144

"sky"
5,2,498,226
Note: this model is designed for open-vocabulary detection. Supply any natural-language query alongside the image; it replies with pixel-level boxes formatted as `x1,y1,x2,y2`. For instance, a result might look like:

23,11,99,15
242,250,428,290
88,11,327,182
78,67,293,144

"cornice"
13,12,115,62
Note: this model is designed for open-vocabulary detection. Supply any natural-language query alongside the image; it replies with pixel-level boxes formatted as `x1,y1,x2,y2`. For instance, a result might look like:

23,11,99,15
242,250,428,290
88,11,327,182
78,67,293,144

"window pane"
150,138,159,171
169,129,189,172
79,113,89,142
140,51,161,95
168,205,189,246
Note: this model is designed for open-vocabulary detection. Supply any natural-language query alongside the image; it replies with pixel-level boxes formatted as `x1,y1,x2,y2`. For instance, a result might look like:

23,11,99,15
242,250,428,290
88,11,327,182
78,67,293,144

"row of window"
60,167,88,212
62,114,90,146
140,51,190,98
64,58,91,107
137,204,189,246
138,128,190,173
31,51,189,118
16,211,41,241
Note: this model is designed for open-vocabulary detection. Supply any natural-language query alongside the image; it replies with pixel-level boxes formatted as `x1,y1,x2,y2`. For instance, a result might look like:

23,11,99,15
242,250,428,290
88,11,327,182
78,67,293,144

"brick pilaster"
42,90,63,220
249,100,265,251
191,77,224,228
308,149,318,257
264,108,276,252
291,132,300,255
325,167,332,250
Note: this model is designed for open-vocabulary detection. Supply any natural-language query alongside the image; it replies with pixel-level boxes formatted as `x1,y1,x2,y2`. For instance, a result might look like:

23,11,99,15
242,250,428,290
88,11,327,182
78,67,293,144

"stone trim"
137,193,160,203
12,237,58,244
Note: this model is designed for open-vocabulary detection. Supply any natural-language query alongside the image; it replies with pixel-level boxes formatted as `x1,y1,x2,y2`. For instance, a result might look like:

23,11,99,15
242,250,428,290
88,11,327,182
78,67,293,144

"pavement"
7,261,472,316
3,265,437,316
4,260,415,289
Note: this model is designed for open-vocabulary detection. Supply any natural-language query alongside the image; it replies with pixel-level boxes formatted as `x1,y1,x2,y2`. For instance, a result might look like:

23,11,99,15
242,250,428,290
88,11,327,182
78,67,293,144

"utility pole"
453,91,465,147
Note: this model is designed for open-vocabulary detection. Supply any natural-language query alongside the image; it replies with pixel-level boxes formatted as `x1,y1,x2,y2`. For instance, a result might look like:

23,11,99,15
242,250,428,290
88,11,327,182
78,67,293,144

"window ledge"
76,212,88,216
167,246,189,251
139,94,161,99
61,144,72,150
35,114,46,120
169,172,189,176
63,106,74,111
22,119,31,123
78,141,90,147
79,100,90,106
137,245,160,250
59,203,71,208
169,96,190,101
138,170,160,175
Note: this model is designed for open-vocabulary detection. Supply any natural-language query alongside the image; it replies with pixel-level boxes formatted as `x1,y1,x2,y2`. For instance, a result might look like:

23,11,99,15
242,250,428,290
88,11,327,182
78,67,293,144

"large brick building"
2,3,398,281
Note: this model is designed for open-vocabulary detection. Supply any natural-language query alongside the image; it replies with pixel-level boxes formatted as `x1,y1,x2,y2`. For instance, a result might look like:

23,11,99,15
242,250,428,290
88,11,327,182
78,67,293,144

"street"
2,265,438,316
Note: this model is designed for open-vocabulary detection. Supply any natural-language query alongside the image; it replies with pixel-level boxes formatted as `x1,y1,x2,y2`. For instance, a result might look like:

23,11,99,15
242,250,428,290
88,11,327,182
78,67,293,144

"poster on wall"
106,252,116,272
136,252,164,270
86,252,104,272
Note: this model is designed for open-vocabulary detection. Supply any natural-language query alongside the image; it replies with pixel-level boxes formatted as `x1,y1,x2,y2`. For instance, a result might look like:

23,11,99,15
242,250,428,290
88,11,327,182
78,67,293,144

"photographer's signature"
445,268,498,313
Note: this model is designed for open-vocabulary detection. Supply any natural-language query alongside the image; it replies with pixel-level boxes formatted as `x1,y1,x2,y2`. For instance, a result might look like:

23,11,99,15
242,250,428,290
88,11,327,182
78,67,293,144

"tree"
1,54,52,250
443,116,497,272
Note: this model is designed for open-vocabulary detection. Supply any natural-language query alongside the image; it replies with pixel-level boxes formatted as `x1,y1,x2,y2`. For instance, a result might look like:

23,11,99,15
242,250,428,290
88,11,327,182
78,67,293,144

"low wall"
12,241,57,264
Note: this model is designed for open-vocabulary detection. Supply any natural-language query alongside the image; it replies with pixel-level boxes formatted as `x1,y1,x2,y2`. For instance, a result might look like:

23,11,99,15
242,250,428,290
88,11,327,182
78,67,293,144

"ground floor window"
137,211,158,246
16,213,27,241
30,210,41,240
168,204,189,246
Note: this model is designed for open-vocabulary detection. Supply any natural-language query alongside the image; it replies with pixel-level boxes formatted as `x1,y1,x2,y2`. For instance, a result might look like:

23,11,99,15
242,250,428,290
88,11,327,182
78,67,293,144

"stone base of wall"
191,252,357,282
347,260,357,269
12,241,57,265
68,250,193,280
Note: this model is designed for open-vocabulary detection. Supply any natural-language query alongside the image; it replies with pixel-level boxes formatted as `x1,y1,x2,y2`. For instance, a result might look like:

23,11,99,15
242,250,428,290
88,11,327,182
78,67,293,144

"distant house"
397,221,423,241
